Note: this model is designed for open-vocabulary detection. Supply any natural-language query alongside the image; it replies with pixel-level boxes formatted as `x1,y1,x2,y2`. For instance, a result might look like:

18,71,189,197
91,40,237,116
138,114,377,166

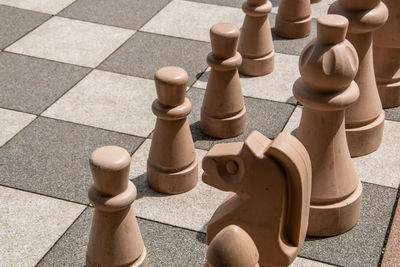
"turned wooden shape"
373,0,400,108
201,23,246,138
329,0,388,157
86,146,148,267
293,14,362,236
238,0,275,76
147,66,198,194
203,131,311,267
205,225,259,267
275,0,312,38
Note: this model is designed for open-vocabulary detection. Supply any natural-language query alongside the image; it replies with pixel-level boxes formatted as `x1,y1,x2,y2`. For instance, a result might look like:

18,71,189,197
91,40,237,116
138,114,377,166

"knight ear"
266,132,312,247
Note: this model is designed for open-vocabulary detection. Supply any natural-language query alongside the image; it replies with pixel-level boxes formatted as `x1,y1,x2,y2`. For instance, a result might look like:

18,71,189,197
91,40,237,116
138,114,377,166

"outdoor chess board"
1,0,399,266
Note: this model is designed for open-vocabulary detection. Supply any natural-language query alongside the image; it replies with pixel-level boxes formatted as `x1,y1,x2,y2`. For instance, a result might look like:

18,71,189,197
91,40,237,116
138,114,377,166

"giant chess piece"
293,14,362,236
329,0,389,157
238,0,275,76
201,23,246,138
147,66,198,194
203,131,311,267
373,0,400,108
275,0,312,38
86,146,148,267
205,225,259,267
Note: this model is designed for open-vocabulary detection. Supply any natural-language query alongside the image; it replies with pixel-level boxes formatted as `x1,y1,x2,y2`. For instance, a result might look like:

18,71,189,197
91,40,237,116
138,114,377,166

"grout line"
0,116,38,149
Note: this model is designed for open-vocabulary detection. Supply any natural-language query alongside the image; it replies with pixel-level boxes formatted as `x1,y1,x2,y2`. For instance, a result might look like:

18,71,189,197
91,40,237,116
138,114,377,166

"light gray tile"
291,257,336,267
0,0,76,14
272,0,335,18
0,108,36,147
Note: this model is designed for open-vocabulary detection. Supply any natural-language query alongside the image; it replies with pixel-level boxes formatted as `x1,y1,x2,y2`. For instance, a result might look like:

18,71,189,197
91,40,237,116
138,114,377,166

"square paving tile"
194,52,300,104
98,31,210,85
187,87,296,150
140,0,244,42
58,0,171,29
187,0,243,8
384,105,400,122
0,0,75,14
0,5,50,49
300,182,397,267
0,117,144,204
0,186,85,267
43,70,157,138
0,108,36,147
271,0,335,18
6,16,134,68
0,52,90,114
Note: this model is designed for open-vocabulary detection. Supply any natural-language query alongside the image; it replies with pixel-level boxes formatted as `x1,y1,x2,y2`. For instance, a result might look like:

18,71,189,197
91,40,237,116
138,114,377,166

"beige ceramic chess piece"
329,0,388,157
373,0,400,108
275,0,312,38
203,131,311,267
201,23,246,138
293,14,362,236
205,225,259,267
147,66,198,194
86,146,148,267
238,0,275,76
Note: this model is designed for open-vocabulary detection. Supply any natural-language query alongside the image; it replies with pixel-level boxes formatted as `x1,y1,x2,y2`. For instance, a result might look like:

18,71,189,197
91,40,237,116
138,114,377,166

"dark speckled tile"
186,87,295,150
37,207,207,267
98,32,209,85
384,106,400,122
58,0,171,30
0,117,144,204
300,182,397,267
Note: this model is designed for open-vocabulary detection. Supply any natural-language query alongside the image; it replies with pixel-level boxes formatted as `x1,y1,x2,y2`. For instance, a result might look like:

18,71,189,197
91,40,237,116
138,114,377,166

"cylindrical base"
200,107,246,138
147,158,198,194
307,181,362,237
378,80,400,108
87,247,148,267
238,50,275,77
275,15,312,39
346,110,385,157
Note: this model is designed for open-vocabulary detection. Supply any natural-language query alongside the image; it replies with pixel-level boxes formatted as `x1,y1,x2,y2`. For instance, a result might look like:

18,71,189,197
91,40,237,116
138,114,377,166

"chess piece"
311,0,322,3
147,66,198,194
275,0,312,38
205,225,259,267
238,0,275,76
329,0,389,157
373,0,400,108
86,146,148,267
203,131,311,267
293,14,362,236
201,23,246,138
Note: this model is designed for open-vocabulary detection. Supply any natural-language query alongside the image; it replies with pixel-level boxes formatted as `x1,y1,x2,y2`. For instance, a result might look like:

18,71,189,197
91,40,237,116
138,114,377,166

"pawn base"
307,181,362,237
378,81,400,108
238,50,275,77
147,159,198,194
86,247,148,267
200,107,246,138
275,16,312,39
346,110,385,157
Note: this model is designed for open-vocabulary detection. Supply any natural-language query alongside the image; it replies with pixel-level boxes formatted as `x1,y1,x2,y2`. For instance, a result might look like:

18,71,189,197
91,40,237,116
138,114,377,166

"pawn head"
155,66,188,107
338,0,380,11
210,23,240,59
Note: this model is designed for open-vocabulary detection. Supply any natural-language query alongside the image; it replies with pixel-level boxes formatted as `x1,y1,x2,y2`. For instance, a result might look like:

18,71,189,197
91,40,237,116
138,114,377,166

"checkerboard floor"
1,0,399,266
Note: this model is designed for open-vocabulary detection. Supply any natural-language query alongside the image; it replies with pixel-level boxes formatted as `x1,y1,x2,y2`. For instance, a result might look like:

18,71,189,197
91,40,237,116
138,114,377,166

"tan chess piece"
329,0,389,157
205,225,259,267
238,0,275,76
86,146,148,267
201,23,246,138
203,131,311,267
293,14,362,236
275,0,312,38
373,0,400,108
147,66,198,194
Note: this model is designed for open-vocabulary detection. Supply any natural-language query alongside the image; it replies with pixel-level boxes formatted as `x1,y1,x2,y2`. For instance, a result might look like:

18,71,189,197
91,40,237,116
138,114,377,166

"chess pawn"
205,225,259,267
147,66,198,194
203,131,311,267
329,0,389,157
201,23,246,138
373,0,400,108
238,0,275,76
86,146,148,267
275,0,312,38
293,14,362,236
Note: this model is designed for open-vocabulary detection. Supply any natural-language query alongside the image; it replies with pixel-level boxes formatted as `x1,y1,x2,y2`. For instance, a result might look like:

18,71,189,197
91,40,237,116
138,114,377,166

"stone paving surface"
0,0,399,266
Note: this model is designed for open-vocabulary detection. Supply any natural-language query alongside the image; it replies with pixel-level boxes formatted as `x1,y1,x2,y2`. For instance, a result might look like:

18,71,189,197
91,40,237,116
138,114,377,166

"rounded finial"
90,146,131,196
317,14,348,45
154,66,188,107
210,23,240,59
